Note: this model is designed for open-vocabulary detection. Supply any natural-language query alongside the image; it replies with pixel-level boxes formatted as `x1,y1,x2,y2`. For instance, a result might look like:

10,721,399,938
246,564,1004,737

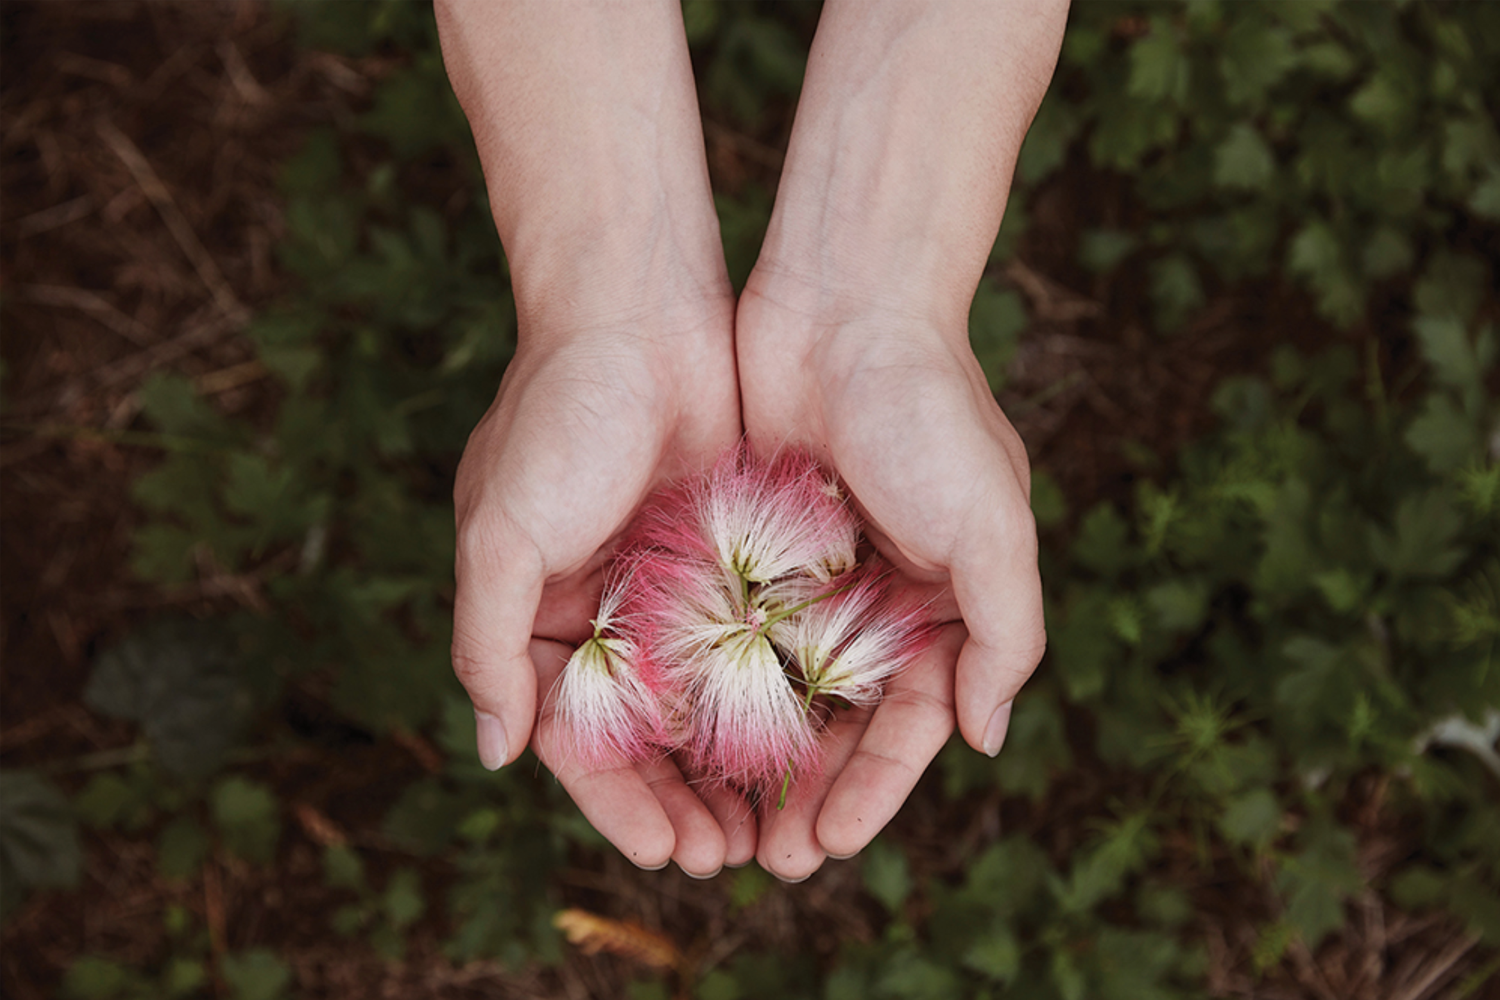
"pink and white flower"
552,564,664,768
698,446,858,584
549,444,933,797
772,571,936,707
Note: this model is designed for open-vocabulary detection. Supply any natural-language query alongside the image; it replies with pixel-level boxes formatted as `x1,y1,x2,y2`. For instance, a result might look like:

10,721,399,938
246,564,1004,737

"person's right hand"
452,294,756,878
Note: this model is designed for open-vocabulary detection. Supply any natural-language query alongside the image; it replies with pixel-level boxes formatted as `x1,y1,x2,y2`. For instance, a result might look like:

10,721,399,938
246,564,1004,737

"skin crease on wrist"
437,0,1068,882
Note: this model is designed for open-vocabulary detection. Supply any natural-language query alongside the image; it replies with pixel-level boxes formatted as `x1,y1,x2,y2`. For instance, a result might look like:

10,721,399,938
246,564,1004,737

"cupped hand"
735,282,1046,881
452,302,755,876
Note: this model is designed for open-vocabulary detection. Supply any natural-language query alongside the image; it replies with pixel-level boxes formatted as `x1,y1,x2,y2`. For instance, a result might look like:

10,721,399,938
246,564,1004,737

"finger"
639,757,729,878
950,495,1045,756
816,624,961,859
698,780,758,869
453,508,547,768
755,703,872,882
530,639,677,869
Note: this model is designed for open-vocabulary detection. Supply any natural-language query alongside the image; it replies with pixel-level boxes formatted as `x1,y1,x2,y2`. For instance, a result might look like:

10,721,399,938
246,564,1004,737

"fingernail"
635,858,670,872
680,864,723,880
982,701,1013,758
474,709,508,771
826,850,858,861
775,871,813,884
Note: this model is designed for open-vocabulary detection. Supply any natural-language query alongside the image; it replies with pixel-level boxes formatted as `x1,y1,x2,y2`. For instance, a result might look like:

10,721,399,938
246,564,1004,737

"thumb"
452,512,547,768
950,502,1046,757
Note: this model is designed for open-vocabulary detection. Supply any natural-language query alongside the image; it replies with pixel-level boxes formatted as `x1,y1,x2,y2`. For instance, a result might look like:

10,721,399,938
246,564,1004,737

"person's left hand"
733,278,1046,881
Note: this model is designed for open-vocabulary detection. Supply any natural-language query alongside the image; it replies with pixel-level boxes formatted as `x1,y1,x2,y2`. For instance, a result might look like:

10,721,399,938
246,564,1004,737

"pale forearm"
752,0,1069,331
434,0,730,335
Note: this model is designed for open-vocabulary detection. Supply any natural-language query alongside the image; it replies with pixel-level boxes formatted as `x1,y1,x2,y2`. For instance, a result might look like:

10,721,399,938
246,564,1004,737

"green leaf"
681,0,722,45
1349,71,1412,134
158,817,209,881
1078,229,1138,274
220,949,291,1000
1051,948,1088,1000
697,969,741,1000
962,924,1020,983
1073,504,1134,578
360,57,464,159
1137,882,1193,928
1405,394,1481,473
1389,865,1448,910
729,865,773,912
60,956,135,1000
862,838,912,915
1413,253,1490,326
1149,253,1205,332
1220,21,1297,104
1214,123,1276,190
996,694,1073,800
875,949,960,1000
1275,820,1362,947
1360,226,1414,280
74,772,142,830
1145,578,1210,633
323,844,366,890
163,957,207,998
84,619,251,779
1095,928,1182,1000
1053,813,1157,914
1369,489,1465,580
1030,469,1068,530
1412,314,1490,403
1129,22,1186,103
382,778,467,856
1051,590,1115,703
1471,168,1500,220
0,771,81,915
383,867,425,931
135,372,236,443
1219,788,1282,847
1287,220,1362,326
212,777,281,864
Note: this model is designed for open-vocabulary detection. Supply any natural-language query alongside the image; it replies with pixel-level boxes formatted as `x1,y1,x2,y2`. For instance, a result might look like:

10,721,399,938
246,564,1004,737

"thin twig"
96,117,247,323
13,195,94,239
1386,931,1480,1000
19,283,154,346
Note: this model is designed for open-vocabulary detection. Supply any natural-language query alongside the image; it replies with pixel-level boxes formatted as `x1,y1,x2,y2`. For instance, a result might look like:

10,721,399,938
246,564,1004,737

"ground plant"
1,1,1497,998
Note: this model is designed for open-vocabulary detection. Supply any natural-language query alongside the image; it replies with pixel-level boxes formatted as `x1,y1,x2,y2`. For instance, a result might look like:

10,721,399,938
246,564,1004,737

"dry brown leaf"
553,908,684,972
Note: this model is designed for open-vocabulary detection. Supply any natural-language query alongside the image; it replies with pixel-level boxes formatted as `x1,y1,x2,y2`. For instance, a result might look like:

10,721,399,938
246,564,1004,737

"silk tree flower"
630,552,818,788
551,444,932,797
553,564,665,769
771,570,937,707
699,446,858,584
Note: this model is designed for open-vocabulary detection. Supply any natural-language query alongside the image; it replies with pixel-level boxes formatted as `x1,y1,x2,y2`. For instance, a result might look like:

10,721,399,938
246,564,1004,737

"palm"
453,322,757,875
738,303,1043,879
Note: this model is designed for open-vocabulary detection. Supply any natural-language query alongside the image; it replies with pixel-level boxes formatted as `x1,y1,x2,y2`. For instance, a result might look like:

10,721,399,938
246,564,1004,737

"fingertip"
982,700,1013,758
953,629,1043,752
474,709,509,770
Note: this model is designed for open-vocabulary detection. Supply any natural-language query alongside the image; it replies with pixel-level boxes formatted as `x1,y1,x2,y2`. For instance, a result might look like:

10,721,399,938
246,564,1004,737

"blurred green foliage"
10,1,1498,996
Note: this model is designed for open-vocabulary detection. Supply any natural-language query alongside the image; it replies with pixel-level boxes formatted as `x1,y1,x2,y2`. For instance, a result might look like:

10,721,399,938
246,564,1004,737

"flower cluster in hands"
554,446,937,803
